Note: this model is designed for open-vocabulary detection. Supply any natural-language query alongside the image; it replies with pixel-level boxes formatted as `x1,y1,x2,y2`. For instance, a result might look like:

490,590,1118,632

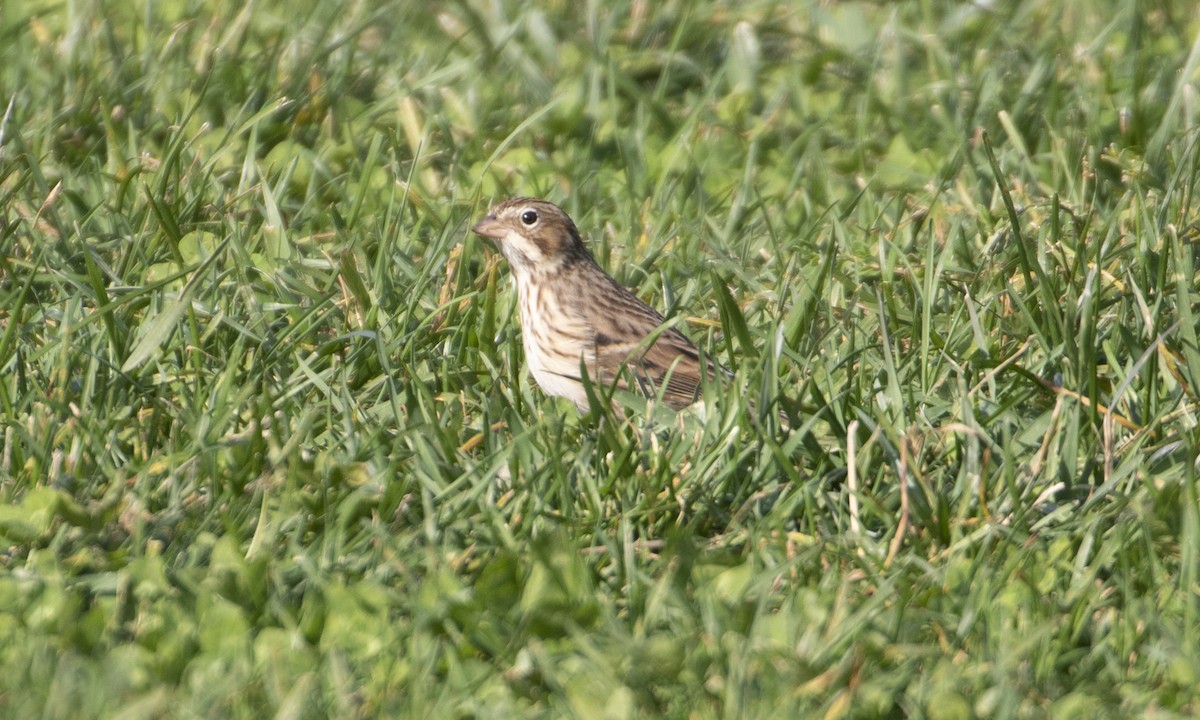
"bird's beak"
471,216,506,240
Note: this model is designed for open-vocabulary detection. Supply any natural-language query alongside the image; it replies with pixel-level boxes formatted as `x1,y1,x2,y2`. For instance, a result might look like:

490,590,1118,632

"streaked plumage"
471,197,720,411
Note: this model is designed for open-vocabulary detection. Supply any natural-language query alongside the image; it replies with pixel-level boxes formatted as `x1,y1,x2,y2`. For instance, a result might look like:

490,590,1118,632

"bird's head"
471,198,590,275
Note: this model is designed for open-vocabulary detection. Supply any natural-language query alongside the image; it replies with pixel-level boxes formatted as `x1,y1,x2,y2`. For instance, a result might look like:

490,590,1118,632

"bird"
471,197,723,412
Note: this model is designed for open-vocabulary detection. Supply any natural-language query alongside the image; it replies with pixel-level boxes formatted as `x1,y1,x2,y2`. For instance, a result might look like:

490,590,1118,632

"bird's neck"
511,254,587,292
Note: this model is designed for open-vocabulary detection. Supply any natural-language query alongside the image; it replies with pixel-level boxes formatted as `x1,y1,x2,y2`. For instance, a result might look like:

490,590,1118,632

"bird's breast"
515,276,595,404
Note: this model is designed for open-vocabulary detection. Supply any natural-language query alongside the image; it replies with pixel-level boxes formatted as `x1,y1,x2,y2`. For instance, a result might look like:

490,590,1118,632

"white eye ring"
520,210,539,226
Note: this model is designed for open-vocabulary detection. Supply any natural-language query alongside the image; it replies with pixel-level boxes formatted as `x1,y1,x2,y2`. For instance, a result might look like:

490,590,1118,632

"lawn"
1,0,1199,717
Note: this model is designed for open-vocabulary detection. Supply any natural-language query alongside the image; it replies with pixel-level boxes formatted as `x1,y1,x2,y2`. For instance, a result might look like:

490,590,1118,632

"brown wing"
612,327,718,409
578,265,726,409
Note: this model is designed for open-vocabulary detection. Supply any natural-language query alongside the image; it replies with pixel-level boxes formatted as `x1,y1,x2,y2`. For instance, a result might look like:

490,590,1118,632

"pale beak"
471,216,506,240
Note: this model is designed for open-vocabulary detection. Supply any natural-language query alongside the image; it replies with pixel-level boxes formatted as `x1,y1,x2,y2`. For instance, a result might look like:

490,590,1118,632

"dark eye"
520,210,539,226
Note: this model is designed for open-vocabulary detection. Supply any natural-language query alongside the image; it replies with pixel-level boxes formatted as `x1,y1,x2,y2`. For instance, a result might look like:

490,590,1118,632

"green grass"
2,0,1199,717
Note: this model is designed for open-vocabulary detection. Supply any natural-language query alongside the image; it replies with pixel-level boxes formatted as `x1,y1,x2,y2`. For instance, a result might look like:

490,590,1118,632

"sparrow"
471,197,721,412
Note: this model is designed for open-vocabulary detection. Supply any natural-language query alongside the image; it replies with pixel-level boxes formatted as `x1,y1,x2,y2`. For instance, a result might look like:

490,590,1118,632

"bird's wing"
575,266,727,409
631,328,711,408
594,321,725,409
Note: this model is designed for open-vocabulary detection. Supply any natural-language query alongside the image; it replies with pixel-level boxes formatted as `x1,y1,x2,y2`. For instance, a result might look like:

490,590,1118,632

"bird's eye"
520,210,539,226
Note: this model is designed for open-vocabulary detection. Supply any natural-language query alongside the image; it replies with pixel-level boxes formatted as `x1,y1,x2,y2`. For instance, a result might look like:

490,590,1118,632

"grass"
1,0,1199,717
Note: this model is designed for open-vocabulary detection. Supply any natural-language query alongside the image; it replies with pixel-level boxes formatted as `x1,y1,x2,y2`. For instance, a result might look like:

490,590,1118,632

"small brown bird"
472,197,721,412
